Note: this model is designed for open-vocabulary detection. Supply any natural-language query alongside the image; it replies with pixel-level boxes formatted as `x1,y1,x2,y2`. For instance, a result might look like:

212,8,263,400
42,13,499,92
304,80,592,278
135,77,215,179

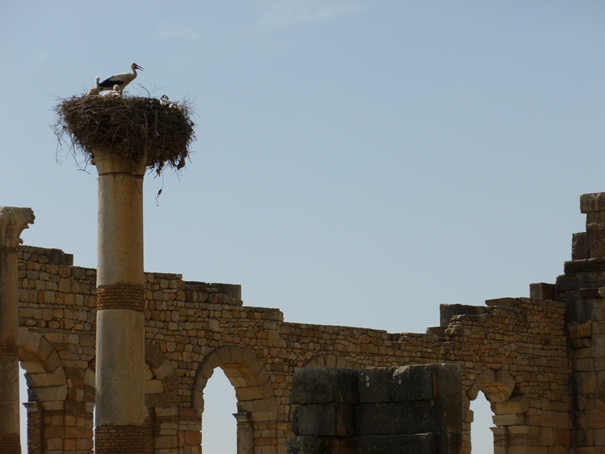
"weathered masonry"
8,191,605,453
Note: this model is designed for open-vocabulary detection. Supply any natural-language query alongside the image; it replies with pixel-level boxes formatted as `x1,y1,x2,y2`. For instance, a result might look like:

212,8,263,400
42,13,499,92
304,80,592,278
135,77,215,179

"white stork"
83,76,101,97
99,63,143,93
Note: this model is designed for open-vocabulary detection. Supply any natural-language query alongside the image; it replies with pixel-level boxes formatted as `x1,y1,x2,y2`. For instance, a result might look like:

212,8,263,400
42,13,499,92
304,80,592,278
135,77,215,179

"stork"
99,63,143,93
160,94,177,109
159,94,170,105
103,85,123,97
83,76,101,97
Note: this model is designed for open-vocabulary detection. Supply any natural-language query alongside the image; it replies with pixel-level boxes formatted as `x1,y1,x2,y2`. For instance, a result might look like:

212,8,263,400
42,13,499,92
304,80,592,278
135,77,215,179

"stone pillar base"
95,425,148,454
0,433,21,454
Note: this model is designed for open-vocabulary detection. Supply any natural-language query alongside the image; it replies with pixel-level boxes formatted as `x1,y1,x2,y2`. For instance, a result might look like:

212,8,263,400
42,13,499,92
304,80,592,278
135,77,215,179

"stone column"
233,411,253,454
93,152,147,453
0,207,34,454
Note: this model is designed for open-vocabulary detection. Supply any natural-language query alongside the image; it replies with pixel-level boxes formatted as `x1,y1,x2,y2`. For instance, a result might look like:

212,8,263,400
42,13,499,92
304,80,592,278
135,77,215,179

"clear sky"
2,1,604,452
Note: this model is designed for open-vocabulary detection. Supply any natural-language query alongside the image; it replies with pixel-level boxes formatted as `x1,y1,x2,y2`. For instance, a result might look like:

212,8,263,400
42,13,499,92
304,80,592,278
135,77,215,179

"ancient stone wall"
15,192,605,453
15,248,570,454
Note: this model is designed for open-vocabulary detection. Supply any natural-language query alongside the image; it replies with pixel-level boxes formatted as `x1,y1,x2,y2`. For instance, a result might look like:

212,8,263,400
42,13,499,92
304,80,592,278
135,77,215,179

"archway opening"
201,367,237,453
19,363,28,453
471,391,493,453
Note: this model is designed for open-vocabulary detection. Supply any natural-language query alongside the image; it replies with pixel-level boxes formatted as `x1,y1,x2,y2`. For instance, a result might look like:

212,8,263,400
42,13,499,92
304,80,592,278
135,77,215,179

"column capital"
233,410,253,426
92,150,147,177
0,207,35,249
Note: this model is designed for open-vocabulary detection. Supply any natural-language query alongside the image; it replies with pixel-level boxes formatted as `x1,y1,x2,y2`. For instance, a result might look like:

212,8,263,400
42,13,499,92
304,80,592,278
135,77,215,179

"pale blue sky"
2,1,604,452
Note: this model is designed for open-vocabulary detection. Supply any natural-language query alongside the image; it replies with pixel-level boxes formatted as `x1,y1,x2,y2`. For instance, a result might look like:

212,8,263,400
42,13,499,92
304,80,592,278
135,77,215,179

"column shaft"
94,153,146,453
0,207,34,454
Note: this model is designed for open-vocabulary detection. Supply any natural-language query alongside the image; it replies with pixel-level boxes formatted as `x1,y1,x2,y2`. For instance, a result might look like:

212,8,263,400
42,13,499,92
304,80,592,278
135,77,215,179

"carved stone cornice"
0,207,35,250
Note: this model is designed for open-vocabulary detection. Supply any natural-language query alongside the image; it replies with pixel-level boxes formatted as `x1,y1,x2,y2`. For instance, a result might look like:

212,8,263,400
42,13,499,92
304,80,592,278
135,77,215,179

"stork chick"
160,94,177,109
99,62,143,93
102,85,122,98
83,76,101,97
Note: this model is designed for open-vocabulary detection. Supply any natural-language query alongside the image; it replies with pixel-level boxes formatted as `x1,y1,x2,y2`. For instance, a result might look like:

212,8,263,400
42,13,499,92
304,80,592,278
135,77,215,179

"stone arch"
303,354,354,369
467,369,538,451
83,340,179,406
468,368,516,404
81,341,182,453
17,327,70,454
17,327,67,403
193,346,278,454
143,341,179,407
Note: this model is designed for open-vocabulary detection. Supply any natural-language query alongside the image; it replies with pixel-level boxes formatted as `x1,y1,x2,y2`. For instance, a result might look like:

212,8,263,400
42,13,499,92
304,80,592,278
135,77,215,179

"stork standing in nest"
99,63,143,93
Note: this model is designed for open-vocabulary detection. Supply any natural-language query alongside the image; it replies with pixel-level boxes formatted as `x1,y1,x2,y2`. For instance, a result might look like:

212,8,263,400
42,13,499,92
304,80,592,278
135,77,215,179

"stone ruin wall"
19,191,605,453
17,247,570,454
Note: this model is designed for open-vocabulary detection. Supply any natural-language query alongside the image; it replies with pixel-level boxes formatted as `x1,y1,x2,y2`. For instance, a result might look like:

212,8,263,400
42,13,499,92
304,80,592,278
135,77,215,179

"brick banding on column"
0,433,21,454
95,425,149,454
96,285,145,311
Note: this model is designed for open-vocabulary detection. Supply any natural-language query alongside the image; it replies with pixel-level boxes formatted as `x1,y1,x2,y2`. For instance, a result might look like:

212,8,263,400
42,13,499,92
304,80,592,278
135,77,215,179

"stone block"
293,403,355,437
21,361,45,373
572,233,590,260
570,322,592,339
358,368,392,403
587,212,605,231
529,283,556,300
184,430,201,445
492,413,525,426
391,365,436,402
589,233,605,258
27,367,65,388
286,435,331,454
291,368,358,405
155,435,178,449
355,401,435,435
349,433,459,454
32,384,67,402
580,192,605,214
440,304,486,327
493,396,528,415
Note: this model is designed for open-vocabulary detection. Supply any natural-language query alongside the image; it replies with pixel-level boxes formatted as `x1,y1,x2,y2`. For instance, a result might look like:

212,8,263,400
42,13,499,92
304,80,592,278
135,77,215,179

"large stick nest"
54,95,195,175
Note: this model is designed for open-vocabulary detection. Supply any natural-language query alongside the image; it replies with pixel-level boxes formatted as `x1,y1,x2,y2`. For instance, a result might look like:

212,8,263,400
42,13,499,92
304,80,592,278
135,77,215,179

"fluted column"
0,207,34,454
93,152,147,453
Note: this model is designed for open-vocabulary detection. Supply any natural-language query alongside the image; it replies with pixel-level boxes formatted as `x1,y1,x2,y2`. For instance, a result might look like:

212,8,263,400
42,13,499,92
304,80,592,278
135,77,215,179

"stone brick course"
95,424,149,454
0,433,22,454
96,284,145,311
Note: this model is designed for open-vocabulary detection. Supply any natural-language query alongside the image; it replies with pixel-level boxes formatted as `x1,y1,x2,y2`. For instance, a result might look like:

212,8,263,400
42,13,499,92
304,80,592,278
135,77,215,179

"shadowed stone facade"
287,364,462,453
9,192,605,453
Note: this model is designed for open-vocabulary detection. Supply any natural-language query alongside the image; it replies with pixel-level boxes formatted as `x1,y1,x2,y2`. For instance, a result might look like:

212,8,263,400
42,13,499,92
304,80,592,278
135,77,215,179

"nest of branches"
54,94,195,175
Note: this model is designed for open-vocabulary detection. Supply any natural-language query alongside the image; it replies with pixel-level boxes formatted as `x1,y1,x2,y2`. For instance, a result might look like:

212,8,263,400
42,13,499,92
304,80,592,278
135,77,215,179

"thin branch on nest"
53,94,195,176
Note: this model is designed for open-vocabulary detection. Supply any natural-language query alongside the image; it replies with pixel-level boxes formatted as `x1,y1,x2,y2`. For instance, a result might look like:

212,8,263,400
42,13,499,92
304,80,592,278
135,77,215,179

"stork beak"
135,64,144,71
